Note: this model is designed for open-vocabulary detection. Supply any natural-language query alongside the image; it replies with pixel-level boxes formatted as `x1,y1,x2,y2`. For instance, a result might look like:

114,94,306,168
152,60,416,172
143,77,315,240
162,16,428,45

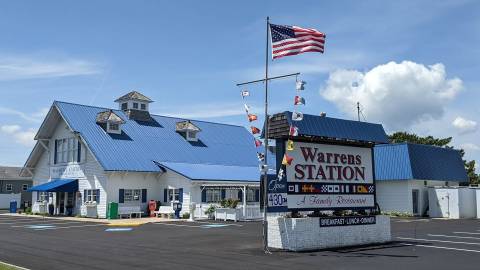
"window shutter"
119,189,124,203
178,188,183,203
142,189,147,203
221,189,226,200
163,189,168,202
84,189,87,202
96,189,100,203
238,190,243,202
201,189,206,203
54,140,58,164
77,141,82,162
255,189,260,202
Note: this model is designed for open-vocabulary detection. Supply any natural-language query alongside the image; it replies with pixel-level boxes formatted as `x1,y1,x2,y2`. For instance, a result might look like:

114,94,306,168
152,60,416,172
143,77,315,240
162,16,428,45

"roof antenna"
357,102,361,122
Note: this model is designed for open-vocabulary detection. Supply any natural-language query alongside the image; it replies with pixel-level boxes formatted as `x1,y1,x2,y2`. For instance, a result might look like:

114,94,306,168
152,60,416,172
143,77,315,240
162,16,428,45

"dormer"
115,91,153,122
96,110,125,134
176,120,201,142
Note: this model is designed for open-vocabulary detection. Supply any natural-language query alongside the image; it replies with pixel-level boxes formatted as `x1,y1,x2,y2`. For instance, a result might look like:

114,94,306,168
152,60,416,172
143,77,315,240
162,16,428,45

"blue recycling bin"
173,202,182,219
9,201,17,213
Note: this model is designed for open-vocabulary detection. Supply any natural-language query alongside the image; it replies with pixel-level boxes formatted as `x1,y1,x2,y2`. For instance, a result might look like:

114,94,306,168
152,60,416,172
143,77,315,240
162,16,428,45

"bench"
153,206,174,218
118,206,144,219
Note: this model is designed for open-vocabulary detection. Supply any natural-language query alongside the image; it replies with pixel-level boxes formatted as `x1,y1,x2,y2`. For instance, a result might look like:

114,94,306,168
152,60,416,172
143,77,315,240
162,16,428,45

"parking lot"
0,215,480,269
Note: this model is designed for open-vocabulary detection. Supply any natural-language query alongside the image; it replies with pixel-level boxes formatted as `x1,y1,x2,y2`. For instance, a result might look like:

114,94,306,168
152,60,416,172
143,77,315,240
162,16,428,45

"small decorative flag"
248,114,258,122
255,139,263,147
251,126,261,134
282,153,294,166
296,81,306,91
292,111,303,121
270,23,325,59
294,96,305,105
286,140,294,151
244,104,251,113
241,90,250,97
289,126,299,136
257,152,265,161
277,167,285,180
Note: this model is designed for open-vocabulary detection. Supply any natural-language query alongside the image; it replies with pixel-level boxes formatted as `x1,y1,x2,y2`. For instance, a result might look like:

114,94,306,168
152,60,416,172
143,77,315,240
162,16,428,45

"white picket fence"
193,203,262,220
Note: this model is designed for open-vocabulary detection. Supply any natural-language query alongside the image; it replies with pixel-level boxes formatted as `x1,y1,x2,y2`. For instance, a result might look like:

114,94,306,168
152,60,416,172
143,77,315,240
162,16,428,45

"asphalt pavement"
0,215,479,270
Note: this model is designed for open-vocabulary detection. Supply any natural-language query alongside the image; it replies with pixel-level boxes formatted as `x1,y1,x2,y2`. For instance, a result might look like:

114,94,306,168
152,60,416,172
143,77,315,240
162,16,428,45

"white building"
374,143,468,216
23,91,261,218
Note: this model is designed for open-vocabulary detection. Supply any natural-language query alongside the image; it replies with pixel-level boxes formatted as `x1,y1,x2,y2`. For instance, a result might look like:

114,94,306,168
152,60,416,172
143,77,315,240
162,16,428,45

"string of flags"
240,89,264,162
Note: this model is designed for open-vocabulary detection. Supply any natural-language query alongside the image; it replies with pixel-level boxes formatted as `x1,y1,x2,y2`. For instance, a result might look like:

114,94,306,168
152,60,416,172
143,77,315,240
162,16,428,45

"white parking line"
193,221,243,227
453,232,480,235
428,234,480,240
153,223,204,228
401,243,480,253
11,221,88,228
33,224,106,231
397,237,480,246
0,219,67,225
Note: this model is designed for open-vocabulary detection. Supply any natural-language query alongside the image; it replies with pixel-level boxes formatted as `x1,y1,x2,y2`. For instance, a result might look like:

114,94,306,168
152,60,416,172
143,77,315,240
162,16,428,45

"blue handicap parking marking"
27,225,56,229
105,228,133,232
199,224,231,228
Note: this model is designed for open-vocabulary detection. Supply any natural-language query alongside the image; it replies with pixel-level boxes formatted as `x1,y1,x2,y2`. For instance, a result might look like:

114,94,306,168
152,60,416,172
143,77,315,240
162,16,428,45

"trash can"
107,202,118,219
9,201,17,213
48,204,54,215
172,201,182,219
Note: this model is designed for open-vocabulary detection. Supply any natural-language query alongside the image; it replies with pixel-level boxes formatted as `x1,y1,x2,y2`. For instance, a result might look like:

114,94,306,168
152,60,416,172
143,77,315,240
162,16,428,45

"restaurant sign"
50,164,85,179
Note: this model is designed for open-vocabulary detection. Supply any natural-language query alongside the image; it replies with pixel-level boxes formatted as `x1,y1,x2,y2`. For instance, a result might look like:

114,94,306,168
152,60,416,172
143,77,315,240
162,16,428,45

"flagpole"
262,16,270,254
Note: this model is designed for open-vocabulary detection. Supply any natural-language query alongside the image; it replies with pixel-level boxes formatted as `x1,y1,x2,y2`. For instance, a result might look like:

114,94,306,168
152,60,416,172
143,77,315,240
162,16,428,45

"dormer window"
176,120,201,142
121,103,128,110
133,102,138,109
96,110,125,135
140,103,146,110
114,91,153,121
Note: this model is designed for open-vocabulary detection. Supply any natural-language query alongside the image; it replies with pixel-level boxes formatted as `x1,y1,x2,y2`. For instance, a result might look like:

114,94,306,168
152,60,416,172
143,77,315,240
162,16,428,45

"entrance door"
412,189,419,215
58,193,65,214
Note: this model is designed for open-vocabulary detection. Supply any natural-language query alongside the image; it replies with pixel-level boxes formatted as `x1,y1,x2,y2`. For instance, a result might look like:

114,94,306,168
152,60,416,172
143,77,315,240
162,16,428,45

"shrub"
182,212,190,219
220,199,239,208
205,205,216,215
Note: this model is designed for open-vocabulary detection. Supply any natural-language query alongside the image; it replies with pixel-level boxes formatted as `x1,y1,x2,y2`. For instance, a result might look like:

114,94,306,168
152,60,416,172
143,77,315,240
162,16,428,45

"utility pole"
357,102,360,122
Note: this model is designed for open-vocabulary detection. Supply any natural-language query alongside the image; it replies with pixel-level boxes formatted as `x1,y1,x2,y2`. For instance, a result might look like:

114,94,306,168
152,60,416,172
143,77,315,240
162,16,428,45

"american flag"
269,23,325,59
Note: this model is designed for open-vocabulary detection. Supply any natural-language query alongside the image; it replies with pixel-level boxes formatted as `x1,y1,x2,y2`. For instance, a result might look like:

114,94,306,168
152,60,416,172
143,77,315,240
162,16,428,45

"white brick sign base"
267,215,391,251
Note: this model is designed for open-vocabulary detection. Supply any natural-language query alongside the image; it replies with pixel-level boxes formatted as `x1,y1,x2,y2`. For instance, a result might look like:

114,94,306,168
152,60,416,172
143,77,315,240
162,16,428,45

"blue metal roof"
158,162,260,182
374,143,468,181
54,101,260,175
284,111,389,144
28,179,78,192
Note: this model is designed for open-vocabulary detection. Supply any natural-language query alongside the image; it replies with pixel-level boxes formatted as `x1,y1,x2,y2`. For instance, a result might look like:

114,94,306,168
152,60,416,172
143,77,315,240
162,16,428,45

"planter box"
268,215,391,251
215,208,241,222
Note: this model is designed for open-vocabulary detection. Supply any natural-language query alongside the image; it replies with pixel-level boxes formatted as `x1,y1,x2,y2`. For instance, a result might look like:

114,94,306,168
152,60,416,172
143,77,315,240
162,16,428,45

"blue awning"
27,179,78,192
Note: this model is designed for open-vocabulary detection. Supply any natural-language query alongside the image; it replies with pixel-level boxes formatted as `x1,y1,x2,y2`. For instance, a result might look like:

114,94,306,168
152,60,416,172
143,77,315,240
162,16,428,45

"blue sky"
0,0,479,170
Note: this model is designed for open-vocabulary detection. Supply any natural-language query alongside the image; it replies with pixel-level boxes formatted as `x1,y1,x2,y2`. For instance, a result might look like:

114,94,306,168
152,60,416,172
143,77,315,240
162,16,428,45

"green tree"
388,131,479,185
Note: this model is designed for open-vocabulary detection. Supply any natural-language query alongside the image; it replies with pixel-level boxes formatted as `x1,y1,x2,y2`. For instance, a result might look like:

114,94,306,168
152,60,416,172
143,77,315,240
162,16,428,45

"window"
206,189,221,203
84,189,100,202
22,184,29,191
140,103,146,110
55,138,80,164
5,184,13,192
168,189,180,202
121,103,128,110
124,189,141,202
133,102,138,109
247,189,258,202
186,131,197,141
109,123,119,130
224,189,238,200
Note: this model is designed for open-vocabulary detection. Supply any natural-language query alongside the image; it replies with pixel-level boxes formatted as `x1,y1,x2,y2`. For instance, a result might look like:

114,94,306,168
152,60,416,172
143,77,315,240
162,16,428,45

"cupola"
175,120,201,142
115,91,153,122
96,110,125,134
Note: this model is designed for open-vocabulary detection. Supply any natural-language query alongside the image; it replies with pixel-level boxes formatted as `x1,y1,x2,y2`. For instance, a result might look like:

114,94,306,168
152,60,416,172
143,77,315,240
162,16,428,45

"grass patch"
0,261,26,270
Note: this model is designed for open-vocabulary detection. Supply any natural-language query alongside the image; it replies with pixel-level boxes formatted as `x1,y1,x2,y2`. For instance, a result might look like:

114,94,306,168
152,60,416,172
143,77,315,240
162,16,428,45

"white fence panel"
0,193,21,209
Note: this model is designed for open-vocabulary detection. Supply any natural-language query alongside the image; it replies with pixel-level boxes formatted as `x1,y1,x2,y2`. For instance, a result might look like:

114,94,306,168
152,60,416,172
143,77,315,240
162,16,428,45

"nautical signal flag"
248,114,258,122
255,139,263,147
269,23,325,59
277,167,285,180
292,111,303,121
244,104,251,113
257,152,265,161
287,140,294,151
289,126,299,136
296,81,306,91
282,153,294,166
241,90,250,97
294,96,305,105
251,126,261,134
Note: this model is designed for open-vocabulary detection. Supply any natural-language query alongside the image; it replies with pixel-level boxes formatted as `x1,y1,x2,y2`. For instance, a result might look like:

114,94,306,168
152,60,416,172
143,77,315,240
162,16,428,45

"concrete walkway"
0,213,179,226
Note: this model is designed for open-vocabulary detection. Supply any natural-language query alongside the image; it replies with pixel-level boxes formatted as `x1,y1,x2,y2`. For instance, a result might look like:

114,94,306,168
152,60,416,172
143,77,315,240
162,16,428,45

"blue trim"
27,179,78,193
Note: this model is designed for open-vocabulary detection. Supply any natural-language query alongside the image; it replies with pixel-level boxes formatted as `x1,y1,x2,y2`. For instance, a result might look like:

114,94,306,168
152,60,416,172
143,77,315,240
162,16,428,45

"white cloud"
0,125,36,146
320,61,463,131
0,54,101,81
452,117,477,134
460,143,480,151
0,107,49,123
